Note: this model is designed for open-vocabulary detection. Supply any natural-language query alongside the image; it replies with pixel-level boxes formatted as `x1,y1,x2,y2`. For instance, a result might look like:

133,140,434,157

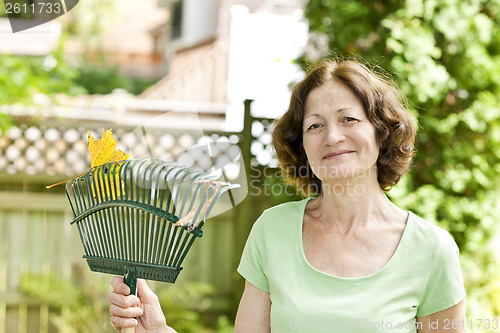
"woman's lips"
323,150,354,159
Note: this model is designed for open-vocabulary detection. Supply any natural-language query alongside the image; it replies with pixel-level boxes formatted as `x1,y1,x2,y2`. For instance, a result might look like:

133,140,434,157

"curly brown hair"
272,57,417,196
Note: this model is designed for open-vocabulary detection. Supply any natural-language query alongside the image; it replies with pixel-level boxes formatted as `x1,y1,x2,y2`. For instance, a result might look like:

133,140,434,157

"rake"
65,158,238,333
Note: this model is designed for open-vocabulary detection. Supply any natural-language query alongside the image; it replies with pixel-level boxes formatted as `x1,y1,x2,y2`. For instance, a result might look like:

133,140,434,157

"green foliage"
20,271,114,333
20,271,234,333
74,62,129,95
0,111,12,132
0,0,153,107
74,62,156,95
0,45,151,107
0,35,86,105
251,165,303,206
304,0,500,325
127,76,158,96
157,281,234,333
0,51,153,104
64,0,117,49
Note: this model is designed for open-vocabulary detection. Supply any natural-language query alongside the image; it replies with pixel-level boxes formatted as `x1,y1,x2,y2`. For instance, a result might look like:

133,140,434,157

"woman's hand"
108,276,177,333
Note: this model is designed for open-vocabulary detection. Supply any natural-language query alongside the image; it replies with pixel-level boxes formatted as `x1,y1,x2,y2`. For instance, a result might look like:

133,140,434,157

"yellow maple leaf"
88,129,130,168
46,128,130,191
87,129,130,200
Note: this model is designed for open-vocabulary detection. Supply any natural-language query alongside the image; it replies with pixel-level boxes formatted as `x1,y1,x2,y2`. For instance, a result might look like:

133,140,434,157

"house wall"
181,0,219,48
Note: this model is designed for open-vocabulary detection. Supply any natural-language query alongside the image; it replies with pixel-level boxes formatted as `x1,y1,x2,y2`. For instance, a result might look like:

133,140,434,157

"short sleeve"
237,214,270,292
417,231,466,317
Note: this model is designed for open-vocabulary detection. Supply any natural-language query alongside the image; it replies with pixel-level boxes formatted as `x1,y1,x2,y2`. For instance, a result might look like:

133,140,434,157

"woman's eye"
342,117,358,123
307,123,322,131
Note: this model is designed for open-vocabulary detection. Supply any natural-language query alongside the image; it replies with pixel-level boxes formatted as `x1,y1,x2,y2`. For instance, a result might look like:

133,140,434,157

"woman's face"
302,79,379,184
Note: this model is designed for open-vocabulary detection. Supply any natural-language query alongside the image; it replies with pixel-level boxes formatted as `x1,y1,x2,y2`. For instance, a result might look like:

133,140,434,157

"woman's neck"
308,172,400,233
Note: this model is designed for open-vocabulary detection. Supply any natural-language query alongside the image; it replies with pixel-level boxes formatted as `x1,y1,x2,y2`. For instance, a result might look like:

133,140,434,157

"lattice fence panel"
0,123,242,180
250,118,279,167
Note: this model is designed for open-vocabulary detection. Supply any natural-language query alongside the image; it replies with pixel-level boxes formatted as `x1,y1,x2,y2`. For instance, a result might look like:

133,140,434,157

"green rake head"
65,158,239,293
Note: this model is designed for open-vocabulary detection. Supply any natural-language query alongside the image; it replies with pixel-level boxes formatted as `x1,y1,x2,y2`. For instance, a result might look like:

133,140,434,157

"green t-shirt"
237,198,466,332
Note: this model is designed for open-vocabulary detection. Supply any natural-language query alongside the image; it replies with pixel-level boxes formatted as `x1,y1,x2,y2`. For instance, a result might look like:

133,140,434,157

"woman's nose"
324,124,346,145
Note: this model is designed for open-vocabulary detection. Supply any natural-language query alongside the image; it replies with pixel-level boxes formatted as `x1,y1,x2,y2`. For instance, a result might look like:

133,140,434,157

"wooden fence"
0,186,238,333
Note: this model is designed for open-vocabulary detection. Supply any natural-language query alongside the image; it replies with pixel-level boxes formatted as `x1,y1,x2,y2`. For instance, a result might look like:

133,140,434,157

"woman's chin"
317,165,377,183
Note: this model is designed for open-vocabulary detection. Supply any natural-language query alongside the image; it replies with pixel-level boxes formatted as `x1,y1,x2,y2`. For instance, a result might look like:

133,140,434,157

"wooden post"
230,99,255,317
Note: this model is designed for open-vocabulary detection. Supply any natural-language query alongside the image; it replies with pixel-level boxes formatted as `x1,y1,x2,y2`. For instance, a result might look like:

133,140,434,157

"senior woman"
108,58,466,332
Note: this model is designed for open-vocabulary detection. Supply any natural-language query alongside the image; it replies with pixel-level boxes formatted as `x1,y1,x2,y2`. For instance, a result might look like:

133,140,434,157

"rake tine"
204,183,241,219
188,181,212,227
151,164,168,265
156,163,180,265
101,164,116,258
189,182,240,234
116,161,128,261
96,164,113,258
173,232,198,267
145,162,163,264
137,159,151,260
135,159,152,263
81,171,98,257
142,161,161,263
125,159,136,261
168,166,186,216
159,220,174,266
102,163,117,259
73,174,87,216
159,163,175,214
172,226,193,267
68,179,91,256
92,165,106,257
65,182,77,216
132,160,143,262
166,225,183,267
86,167,103,257
137,161,147,263
107,161,122,260
175,169,201,217
151,163,173,265
177,170,206,217
130,159,142,261
164,164,185,215
182,175,206,217
164,221,180,266
70,177,86,245
164,165,204,265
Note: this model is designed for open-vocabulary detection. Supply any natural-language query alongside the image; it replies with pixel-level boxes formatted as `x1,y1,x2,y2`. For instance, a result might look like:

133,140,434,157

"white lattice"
0,124,242,180
250,119,279,167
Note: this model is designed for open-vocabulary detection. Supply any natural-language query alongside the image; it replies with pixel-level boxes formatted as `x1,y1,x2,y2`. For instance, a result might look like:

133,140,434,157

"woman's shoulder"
261,197,311,217
254,197,311,228
407,212,460,255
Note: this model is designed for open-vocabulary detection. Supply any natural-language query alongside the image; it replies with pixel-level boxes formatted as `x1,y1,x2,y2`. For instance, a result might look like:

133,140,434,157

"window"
170,0,183,40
